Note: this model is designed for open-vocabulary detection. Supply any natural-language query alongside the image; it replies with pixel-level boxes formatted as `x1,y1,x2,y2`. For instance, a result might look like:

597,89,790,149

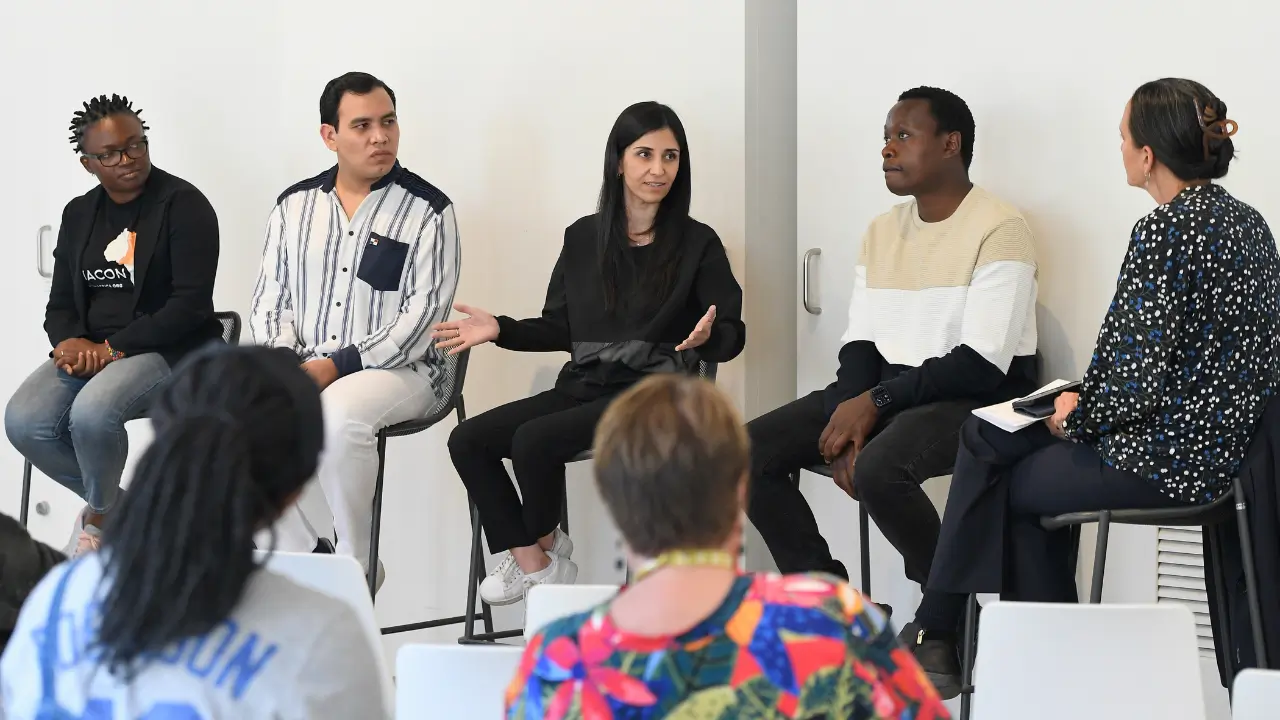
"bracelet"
104,341,124,361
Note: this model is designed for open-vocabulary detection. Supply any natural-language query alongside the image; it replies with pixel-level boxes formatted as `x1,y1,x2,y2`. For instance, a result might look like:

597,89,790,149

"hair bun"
1199,97,1237,179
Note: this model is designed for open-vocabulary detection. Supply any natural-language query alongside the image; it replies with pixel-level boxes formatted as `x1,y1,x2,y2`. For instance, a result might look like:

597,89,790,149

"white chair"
255,551,395,712
396,644,524,718
523,583,620,640
971,602,1205,720
1232,669,1280,719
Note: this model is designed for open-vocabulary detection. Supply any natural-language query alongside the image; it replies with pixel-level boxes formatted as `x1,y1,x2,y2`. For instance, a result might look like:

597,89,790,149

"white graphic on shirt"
85,228,136,287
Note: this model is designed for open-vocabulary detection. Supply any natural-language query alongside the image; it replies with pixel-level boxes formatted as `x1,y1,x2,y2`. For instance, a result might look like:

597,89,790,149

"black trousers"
448,388,614,553
915,416,1189,632
747,390,979,585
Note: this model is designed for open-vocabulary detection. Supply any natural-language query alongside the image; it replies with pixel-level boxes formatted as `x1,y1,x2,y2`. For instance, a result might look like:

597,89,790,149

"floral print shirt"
505,573,949,719
1064,184,1280,503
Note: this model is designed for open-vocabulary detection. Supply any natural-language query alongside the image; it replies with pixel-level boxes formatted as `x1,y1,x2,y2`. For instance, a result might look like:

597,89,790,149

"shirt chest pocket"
356,232,410,292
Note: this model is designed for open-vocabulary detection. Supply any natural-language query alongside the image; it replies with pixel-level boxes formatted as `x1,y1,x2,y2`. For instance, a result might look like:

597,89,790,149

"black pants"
914,416,1189,632
448,388,614,553
747,390,979,585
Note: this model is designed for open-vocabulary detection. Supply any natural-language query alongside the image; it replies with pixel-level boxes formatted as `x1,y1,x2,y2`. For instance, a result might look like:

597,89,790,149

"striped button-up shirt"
250,163,460,387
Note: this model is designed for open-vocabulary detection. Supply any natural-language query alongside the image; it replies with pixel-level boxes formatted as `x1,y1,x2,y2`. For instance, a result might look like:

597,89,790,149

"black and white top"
249,163,461,387
1065,183,1280,503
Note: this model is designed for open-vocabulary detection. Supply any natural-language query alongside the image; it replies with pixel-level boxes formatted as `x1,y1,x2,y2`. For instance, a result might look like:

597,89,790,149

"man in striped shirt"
250,72,460,588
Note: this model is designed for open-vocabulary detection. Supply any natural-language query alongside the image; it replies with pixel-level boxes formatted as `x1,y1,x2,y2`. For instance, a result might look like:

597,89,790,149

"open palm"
431,303,500,355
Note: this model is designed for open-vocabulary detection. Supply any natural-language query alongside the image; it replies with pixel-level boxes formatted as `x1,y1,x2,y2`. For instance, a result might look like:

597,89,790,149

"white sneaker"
479,552,524,606
478,529,573,607
62,507,88,557
549,528,574,559
71,524,102,559
521,552,578,595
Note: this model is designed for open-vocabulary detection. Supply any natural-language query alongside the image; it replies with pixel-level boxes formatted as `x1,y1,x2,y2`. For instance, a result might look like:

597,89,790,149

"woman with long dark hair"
902,78,1280,698
434,101,746,606
5,94,221,558
0,346,387,719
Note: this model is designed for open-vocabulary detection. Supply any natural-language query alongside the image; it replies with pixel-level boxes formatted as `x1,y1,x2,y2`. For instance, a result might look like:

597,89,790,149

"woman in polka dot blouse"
897,78,1280,699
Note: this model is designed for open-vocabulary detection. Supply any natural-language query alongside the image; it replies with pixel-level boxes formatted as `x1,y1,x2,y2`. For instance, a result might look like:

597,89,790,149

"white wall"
2,0,754,664
799,1,1280,715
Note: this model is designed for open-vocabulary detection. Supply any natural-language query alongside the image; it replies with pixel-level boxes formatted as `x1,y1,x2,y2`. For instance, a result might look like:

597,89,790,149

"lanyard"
632,549,736,583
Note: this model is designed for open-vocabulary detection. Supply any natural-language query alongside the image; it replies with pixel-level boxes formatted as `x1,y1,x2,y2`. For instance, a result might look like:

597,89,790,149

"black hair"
94,346,324,678
898,86,975,170
1129,78,1235,181
320,72,397,127
68,94,148,153
596,101,692,313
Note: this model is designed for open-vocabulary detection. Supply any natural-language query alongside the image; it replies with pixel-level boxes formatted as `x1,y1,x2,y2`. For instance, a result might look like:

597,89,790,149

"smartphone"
1011,381,1082,419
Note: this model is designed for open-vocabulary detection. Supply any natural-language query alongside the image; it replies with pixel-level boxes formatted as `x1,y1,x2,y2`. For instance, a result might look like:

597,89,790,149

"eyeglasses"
83,138,149,168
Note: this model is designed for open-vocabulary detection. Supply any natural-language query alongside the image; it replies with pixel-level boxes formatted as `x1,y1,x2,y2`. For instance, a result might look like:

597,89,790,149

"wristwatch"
870,384,892,410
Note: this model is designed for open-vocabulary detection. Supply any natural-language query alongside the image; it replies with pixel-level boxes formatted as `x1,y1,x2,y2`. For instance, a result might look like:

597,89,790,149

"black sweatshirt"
496,214,745,399
823,340,1037,418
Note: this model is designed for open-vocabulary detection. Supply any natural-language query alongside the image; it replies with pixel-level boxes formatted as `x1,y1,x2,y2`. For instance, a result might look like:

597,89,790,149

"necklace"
632,549,737,583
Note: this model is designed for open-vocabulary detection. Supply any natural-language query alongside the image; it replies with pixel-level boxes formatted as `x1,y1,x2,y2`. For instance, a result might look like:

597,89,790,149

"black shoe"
895,620,918,647
877,602,893,619
313,537,335,554
906,630,961,700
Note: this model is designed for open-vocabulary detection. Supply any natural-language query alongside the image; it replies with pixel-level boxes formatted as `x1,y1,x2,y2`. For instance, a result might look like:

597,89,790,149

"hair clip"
1197,100,1238,160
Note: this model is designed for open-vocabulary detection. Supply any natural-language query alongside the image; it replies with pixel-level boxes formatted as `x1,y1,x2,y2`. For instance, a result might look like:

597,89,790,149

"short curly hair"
69,94,148,153
898,86,975,169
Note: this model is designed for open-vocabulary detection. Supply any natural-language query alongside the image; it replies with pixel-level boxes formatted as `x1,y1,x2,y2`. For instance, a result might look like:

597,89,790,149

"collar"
319,161,403,194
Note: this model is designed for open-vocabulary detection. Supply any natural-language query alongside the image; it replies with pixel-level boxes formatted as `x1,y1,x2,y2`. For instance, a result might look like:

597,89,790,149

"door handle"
35,225,52,279
802,248,822,315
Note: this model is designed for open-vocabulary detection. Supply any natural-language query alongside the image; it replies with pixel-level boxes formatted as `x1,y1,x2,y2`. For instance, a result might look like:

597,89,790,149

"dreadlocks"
68,94,149,153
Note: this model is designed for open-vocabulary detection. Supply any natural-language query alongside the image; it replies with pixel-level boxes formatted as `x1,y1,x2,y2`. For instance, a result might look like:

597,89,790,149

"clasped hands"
818,391,880,500
53,338,115,377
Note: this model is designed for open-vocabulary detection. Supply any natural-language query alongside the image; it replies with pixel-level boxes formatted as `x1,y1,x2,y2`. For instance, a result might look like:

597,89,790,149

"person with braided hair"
0,345,387,720
901,78,1280,698
4,94,221,558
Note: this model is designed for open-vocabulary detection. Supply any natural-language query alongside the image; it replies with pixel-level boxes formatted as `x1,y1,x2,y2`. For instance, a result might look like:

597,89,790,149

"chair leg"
462,501,485,640
1206,524,1236,679
1089,511,1111,604
959,593,979,720
367,432,388,598
1233,477,1268,668
560,485,570,536
858,501,872,597
20,460,32,528
1067,525,1081,578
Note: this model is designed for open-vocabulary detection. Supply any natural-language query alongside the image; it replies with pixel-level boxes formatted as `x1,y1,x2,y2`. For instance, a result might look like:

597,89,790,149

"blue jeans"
4,355,170,512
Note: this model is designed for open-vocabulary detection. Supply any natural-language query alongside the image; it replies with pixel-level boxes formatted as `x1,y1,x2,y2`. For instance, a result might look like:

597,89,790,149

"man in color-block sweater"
748,87,1038,602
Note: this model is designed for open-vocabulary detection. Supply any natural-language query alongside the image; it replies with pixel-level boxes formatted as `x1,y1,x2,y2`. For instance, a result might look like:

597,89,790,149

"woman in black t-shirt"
431,102,746,607
4,94,221,558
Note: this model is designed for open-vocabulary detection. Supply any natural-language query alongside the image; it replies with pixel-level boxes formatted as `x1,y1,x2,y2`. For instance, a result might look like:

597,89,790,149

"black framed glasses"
83,138,149,167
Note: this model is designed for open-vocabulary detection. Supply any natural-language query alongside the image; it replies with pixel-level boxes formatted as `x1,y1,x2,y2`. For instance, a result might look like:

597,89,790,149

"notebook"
972,379,1079,433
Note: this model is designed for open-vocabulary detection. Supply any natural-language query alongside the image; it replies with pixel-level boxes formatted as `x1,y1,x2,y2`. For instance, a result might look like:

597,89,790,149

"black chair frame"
954,474,1266,720
371,349,508,641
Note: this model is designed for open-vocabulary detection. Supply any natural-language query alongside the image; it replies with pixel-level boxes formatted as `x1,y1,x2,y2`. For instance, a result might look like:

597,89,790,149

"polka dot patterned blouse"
1064,183,1280,503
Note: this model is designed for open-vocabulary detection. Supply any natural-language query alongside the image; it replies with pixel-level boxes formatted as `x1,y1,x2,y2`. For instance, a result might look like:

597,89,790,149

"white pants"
269,365,438,569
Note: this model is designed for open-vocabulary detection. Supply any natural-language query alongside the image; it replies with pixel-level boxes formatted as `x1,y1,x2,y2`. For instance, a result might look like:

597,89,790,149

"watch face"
872,386,891,408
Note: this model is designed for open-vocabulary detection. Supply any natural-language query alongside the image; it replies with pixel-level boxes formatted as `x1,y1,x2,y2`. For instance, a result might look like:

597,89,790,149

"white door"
0,9,97,546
